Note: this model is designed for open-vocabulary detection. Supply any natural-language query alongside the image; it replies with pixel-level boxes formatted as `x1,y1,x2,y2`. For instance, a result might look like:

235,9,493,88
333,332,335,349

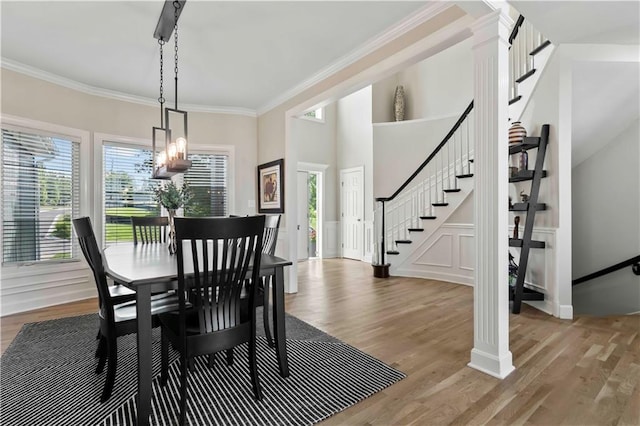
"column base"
468,348,515,379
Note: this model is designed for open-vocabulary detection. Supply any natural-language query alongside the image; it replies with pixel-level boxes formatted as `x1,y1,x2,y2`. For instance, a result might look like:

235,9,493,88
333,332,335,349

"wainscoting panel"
417,233,453,268
363,220,374,263
324,221,340,259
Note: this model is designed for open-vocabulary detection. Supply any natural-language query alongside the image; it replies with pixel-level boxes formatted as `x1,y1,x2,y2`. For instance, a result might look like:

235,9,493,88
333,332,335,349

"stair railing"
572,255,640,286
373,101,474,266
509,15,550,102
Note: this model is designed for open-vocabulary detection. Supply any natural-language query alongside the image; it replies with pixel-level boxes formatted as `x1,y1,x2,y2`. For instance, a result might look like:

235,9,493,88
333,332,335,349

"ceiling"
1,1,431,114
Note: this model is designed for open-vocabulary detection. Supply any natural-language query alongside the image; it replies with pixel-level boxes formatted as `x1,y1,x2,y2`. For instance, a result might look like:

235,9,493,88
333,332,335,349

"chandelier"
152,0,191,179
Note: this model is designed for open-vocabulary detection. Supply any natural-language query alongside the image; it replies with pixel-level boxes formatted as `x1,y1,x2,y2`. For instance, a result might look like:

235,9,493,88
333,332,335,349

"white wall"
372,38,473,122
0,69,258,315
336,86,374,222
572,120,640,315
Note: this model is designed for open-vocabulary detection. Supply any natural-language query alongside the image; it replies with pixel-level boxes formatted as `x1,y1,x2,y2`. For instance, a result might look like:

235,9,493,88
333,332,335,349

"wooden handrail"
572,255,640,286
376,100,474,203
508,15,525,45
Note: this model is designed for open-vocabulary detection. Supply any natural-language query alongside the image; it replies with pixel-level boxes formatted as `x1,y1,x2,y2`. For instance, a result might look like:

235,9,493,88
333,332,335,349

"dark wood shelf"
509,286,544,301
509,170,547,182
510,238,545,248
509,137,541,154
510,202,546,212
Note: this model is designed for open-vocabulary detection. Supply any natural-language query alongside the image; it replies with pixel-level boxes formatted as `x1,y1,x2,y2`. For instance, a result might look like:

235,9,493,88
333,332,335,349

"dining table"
103,241,292,426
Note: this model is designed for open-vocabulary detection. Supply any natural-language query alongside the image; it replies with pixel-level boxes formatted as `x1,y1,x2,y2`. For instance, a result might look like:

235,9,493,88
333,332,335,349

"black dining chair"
131,216,168,244
72,217,180,402
257,214,281,347
158,216,265,425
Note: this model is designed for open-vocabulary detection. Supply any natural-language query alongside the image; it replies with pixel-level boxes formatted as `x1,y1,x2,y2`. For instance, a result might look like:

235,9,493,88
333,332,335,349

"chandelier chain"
173,1,179,109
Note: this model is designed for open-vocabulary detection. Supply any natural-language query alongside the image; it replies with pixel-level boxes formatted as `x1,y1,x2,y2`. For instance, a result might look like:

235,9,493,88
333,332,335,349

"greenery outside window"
183,153,228,217
302,107,324,122
1,127,80,264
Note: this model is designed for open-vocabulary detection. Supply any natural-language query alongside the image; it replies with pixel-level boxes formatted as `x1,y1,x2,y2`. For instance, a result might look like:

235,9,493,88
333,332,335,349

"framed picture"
257,158,284,213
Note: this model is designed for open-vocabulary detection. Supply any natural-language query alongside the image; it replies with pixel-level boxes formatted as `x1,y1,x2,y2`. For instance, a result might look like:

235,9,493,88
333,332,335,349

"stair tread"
387,251,399,255
509,95,522,105
432,203,449,207
457,173,473,179
530,40,551,56
420,216,437,220
407,228,424,232
396,240,412,244
515,68,536,84
443,188,461,193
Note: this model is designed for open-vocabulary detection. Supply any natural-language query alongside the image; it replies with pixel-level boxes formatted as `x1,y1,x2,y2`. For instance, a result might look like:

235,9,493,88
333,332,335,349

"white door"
340,167,364,260
297,171,309,260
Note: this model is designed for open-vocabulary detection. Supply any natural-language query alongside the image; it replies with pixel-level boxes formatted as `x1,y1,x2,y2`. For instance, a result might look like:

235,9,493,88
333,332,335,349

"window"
302,107,324,121
1,127,80,264
183,153,228,217
103,142,160,244
102,142,229,243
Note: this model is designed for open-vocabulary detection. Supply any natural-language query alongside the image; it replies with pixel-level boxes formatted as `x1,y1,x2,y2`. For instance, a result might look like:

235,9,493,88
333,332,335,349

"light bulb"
168,142,177,160
176,137,187,159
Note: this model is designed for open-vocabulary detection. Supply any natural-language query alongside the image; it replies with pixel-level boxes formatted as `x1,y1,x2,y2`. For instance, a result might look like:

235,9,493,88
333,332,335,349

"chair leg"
262,278,274,348
95,330,104,358
208,354,215,368
226,348,234,366
179,356,189,426
100,335,117,403
248,336,262,401
188,358,195,372
95,336,107,374
161,329,169,387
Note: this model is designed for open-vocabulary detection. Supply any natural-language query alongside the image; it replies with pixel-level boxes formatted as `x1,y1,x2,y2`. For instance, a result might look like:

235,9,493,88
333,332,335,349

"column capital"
471,9,513,47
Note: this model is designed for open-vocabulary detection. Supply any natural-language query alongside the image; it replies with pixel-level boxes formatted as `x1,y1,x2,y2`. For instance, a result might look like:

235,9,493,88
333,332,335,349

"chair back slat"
72,217,115,323
262,214,281,255
131,216,168,244
175,216,265,335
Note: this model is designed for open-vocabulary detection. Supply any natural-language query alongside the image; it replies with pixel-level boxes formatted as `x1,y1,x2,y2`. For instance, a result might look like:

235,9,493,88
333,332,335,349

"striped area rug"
1,313,405,425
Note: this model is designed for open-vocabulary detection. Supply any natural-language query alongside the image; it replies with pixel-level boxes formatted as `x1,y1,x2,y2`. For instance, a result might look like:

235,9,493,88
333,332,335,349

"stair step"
515,68,536,84
530,40,551,56
509,95,522,105
432,203,448,207
469,159,474,163
456,173,474,179
420,216,437,220
509,238,546,248
396,240,412,244
408,228,424,232
386,250,400,255
509,170,547,182
443,188,461,193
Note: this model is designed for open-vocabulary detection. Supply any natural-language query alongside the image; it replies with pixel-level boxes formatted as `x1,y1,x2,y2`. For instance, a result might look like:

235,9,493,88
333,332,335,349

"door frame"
340,165,364,261
298,162,328,259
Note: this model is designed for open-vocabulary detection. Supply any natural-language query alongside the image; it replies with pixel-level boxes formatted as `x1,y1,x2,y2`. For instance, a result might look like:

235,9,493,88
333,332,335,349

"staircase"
373,15,554,283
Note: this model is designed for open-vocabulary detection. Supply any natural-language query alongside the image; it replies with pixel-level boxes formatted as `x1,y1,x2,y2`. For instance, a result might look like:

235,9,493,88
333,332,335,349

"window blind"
1,128,80,264
103,143,160,244
184,153,228,217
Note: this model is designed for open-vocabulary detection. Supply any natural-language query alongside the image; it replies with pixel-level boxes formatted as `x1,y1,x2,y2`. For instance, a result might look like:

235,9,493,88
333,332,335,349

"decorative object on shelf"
519,148,529,171
393,85,405,121
152,181,192,254
509,196,514,210
257,158,285,213
520,190,529,203
151,0,191,179
509,251,519,287
513,215,520,240
509,121,527,144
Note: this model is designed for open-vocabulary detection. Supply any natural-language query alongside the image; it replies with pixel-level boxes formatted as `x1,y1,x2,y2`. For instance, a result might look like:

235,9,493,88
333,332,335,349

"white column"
468,10,515,379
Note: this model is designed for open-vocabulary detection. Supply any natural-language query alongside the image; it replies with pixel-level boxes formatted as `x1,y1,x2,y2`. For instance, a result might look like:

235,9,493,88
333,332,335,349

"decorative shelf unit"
509,125,549,314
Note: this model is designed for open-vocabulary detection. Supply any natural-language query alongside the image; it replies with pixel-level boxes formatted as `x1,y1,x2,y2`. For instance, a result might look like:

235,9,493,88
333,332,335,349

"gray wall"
572,120,640,315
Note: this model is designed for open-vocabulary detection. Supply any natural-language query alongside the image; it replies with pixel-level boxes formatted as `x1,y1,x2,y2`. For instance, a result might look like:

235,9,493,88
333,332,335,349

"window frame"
299,107,325,123
94,133,235,248
0,114,91,270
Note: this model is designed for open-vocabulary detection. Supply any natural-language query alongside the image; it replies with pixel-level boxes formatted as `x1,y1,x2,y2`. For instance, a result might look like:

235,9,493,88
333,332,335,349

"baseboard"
392,269,473,286
557,304,573,320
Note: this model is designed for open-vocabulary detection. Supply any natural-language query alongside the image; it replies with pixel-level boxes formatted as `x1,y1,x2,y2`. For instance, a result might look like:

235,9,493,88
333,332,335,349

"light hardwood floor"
2,258,638,425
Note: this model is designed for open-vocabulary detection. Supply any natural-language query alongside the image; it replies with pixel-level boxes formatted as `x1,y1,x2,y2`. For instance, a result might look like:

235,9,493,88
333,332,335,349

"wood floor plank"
1,258,638,426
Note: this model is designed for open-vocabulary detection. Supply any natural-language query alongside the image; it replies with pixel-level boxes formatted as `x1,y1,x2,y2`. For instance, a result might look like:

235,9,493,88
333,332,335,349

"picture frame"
257,158,284,213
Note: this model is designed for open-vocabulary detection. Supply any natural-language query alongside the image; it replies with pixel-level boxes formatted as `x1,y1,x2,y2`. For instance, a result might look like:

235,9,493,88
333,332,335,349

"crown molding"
1,58,257,117
256,2,454,115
